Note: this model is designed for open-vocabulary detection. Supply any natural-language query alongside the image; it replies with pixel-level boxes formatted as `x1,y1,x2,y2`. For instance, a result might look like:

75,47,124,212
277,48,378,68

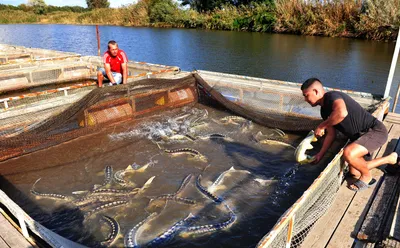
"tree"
27,0,47,15
181,0,230,12
182,0,274,11
86,0,110,9
149,0,177,22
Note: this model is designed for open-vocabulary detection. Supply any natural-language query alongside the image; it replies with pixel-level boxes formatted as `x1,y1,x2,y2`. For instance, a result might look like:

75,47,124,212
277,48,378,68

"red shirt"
103,49,128,73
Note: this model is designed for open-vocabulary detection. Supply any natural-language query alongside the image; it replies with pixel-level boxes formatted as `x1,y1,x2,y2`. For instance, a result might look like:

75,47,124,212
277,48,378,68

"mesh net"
257,155,343,248
195,73,322,132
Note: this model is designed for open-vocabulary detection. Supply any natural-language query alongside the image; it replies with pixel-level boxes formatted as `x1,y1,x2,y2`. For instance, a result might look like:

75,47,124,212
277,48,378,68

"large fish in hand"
294,130,318,164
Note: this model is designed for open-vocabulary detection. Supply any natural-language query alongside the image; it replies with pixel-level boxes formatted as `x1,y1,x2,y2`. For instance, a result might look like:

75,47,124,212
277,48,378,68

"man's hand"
315,124,326,137
312,152,324,164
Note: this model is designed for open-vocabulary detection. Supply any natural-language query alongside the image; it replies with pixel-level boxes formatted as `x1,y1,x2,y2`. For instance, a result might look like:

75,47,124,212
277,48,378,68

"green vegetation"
0,0,398,41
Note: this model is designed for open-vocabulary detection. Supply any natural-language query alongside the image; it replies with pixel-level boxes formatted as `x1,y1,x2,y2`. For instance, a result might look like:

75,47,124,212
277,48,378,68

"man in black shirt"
301,78,398,191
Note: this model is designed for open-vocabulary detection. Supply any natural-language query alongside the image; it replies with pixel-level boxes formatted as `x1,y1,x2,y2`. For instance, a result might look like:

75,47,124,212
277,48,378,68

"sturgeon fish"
74,194,128,208
252,131,295,149
113,169,135,187
148,174,195,208
100,215,120,246
30,178,72,201
294,130,318,164
180,210,237,237
196,175,223,203
84,200,128,219
164,148,207,161
220,116,247,123
124,213,158,248
208,166,251,193
146,213,196,247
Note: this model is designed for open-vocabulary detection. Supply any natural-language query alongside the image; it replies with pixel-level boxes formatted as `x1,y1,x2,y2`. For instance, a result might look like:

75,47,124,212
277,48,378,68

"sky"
0,0,138,8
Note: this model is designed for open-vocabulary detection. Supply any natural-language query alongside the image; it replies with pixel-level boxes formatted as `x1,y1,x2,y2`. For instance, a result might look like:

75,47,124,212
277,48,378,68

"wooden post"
384,33,400,98
96,25,101,57
392,81,400,112
286,215,295,248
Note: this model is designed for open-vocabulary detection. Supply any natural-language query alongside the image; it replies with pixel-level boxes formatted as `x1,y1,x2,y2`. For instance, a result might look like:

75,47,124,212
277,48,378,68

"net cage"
0,43,180,93
0,44,81,65
0,52,388,247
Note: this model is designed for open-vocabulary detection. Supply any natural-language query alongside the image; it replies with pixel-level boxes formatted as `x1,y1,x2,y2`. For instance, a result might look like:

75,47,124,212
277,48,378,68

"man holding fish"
301,78,398,191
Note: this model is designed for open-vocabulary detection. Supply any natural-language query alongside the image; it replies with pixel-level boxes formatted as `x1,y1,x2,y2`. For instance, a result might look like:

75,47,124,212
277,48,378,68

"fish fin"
137,163,149,173
306,144,314,150
140,176,155,191
229,166,235,171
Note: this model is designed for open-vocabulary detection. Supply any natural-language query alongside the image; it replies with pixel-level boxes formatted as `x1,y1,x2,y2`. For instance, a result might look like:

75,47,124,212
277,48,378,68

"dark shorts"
353,121,388,157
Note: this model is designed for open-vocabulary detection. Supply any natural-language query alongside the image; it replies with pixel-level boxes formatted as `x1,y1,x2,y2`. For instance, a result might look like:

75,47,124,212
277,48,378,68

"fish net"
0,72,326,162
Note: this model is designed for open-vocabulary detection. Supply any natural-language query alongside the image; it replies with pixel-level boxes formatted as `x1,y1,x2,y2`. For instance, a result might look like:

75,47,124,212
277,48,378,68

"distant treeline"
0,3,88,13
0,0,398,41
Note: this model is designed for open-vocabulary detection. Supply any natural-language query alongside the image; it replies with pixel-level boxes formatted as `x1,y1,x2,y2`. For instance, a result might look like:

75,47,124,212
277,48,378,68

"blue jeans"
98,68,122,84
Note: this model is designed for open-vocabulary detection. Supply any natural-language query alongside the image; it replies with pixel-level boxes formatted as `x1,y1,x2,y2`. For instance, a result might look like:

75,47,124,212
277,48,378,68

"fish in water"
196,133,233,142
294,130,318,164
84,200,128,219
164,148,207,162
220,116,247,124
30,178,72,201
239,120,253,132
113,169,136,187
147,174,194,210
91,188,140,196
252,131,295,149
259,138,295,149
124,212,158,248
100,215,120,246
103,165,113,186
126,160,155,173
152,195,196,205
74,195,128,208
273,128,286,137
196,175,223,203
146,213,197,247
180,207,237,237
208,166,251,193
160,134,196,142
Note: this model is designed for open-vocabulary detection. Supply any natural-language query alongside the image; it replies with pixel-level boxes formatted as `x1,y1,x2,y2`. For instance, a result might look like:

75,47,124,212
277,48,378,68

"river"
0,24,398,100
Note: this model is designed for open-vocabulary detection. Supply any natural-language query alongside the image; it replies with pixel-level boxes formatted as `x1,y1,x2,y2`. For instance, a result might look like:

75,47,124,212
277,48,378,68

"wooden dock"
0,209,33,248
301,112,400,248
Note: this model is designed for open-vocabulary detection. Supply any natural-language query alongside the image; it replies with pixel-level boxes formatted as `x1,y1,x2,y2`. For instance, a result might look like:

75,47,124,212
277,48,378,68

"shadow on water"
0,175,102,247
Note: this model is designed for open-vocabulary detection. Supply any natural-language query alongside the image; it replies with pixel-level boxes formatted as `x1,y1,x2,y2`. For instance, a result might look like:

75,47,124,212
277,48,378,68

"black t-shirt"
320,91,377,141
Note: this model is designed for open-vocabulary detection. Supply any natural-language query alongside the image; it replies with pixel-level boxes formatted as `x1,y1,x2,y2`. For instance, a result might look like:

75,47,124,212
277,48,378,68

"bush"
149,0,177,23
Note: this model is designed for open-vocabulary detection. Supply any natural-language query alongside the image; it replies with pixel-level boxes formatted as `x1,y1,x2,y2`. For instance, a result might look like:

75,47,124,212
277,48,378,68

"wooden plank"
356,174,399,242
300,182,356,247
0,214,32,248
330,123,400,245
327,170,385,248
0,237,10,248
357,124,400,242
301,122,395,248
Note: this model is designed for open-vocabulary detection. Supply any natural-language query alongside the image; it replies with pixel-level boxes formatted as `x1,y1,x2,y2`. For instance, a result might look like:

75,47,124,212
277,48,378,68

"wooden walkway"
301,112,400,248
0,209,33,248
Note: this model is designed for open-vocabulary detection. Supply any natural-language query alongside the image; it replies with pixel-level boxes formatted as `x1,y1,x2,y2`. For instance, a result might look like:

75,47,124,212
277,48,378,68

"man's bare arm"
104,63,116,84
321,99,348,128
122,62,128,84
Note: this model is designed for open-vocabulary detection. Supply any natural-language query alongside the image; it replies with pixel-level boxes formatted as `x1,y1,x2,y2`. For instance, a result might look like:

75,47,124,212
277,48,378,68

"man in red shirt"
97,40,128,87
